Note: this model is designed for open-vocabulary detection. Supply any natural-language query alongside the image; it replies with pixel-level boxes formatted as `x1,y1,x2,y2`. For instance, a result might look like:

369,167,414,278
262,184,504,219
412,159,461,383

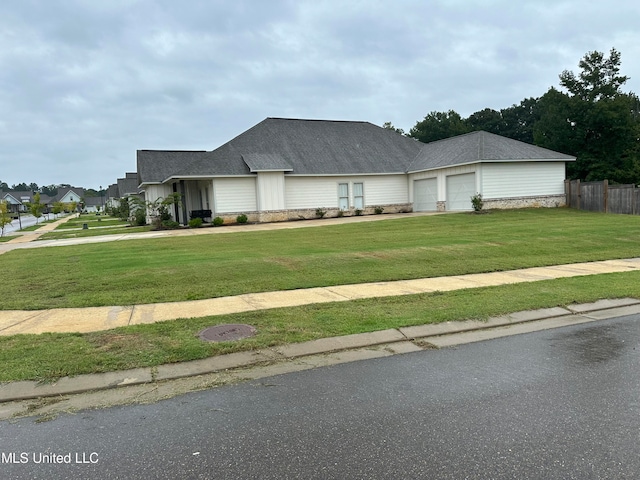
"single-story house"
105,183,120,209
1,191,33,214
83,196,105,213
137,118,576,224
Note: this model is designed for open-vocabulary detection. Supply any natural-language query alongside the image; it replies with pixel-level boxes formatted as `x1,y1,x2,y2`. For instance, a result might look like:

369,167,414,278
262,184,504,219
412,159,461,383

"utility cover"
198,324,257,342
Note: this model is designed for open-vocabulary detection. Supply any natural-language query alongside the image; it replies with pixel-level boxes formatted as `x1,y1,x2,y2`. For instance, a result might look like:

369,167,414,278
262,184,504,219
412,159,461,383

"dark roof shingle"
137,119,575,182
408,130,575,172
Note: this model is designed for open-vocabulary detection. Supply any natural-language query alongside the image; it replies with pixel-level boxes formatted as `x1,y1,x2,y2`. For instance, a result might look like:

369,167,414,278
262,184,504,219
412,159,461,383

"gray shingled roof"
242,153,293,172
117,173,140,196
137,119,575,183
3,191,33,204
84,196,104,207
408,130,575,172
106,183,119,199
138,151,208,184
138,118,422,182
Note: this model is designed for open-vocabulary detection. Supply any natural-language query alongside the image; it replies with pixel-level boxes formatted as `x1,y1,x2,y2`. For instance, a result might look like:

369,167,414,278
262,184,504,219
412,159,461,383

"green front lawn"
3,208,640,310
54,215,129,230
1,271,639,382
39,225,152,240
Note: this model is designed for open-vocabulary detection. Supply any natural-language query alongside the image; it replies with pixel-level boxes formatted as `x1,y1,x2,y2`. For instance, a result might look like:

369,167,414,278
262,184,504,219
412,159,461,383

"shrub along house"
137,118,575,224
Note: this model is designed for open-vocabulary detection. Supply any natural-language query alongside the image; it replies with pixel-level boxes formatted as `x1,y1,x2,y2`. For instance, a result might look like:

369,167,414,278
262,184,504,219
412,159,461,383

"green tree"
499,97,540,144
408,110,469,143
66,201,78,214
535,48,639,182
27,192,45,224
382,122,405,135
145,193,182,229
41,184,58,197
465,108,504,135
0,200,11,236
11,182,28,191
52,201,64,218
534,88,577,156
559,48,628,102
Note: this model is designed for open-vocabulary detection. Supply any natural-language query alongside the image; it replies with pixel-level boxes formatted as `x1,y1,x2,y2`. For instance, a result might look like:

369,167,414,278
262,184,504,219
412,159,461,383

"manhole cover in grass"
198,324,257,342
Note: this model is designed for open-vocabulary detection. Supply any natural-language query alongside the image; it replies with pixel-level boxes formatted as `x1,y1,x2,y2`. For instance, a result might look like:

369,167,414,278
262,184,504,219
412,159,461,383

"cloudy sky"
1,0,639,190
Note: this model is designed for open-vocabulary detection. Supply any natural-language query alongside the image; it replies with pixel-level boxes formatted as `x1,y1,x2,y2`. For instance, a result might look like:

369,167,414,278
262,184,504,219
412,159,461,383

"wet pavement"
2,313,639,479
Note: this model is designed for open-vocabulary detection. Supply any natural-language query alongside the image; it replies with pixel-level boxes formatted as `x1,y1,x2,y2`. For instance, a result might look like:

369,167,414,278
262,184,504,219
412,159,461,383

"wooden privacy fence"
565,179,640,215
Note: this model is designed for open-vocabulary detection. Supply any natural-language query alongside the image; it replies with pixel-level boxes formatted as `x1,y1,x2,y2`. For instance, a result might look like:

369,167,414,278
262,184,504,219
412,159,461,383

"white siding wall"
59,191,82,204
481,162,566,198
285,175,407,209
257,172,286,210
213,177,257,213
142,184,173,221
144,184,172,207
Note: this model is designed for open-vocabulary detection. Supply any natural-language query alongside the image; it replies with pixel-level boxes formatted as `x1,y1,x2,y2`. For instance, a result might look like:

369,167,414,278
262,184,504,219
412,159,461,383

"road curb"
2,298,639,403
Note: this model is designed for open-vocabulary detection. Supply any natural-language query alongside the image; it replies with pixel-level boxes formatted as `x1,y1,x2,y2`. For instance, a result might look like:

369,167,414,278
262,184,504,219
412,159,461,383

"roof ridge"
266,117,370,124
138,149,207,153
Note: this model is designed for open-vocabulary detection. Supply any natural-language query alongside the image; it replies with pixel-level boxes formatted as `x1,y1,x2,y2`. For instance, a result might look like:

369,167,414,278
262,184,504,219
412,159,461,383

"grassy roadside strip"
0,235,19,243
2,271,640,383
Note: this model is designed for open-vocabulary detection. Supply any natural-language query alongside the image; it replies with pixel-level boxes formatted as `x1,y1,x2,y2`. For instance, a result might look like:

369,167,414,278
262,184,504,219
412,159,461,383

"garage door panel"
414,178,437,211
446,173,475,211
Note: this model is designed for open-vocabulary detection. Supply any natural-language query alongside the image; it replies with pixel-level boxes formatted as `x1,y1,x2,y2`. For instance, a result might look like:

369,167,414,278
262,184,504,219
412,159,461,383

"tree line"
0,182,105,198
386,48,640,184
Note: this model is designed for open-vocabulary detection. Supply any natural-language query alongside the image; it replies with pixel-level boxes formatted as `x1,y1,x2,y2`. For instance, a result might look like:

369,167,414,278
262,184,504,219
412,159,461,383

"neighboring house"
105,183,120,209
83,196,104,213
112,173,143,210
137,118,576,225
1,191,33,214
55,188,84,206
117,173,141,198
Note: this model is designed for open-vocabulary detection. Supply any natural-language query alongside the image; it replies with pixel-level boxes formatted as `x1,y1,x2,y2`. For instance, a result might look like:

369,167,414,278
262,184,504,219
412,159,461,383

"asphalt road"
2,314,640,479
2,214,43,234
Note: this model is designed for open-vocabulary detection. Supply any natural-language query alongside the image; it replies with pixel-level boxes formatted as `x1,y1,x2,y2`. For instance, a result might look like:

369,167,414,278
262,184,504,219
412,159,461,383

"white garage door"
414,178,437,211
446,173,476,211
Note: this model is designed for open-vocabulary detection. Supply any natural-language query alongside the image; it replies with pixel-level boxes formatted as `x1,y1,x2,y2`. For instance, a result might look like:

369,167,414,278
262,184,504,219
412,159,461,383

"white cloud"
0,0,638,188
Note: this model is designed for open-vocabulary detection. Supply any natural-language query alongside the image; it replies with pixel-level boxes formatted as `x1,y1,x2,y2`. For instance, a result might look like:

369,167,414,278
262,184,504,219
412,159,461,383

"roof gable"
2,192,23,204
57,188,84,203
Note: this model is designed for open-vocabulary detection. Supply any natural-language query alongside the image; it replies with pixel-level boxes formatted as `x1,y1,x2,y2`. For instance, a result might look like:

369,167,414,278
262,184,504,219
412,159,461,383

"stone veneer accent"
482,194,566,210
192,196,565,225
211,203,413,225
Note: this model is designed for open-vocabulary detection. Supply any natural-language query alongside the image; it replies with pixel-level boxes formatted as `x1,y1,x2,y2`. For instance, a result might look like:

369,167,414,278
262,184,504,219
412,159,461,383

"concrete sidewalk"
2,298,639,404
2,257,640,336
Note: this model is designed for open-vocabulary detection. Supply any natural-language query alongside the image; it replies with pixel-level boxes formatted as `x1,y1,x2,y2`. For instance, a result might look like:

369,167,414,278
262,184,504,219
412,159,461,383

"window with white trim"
353,182,364,209
338,183,349,210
